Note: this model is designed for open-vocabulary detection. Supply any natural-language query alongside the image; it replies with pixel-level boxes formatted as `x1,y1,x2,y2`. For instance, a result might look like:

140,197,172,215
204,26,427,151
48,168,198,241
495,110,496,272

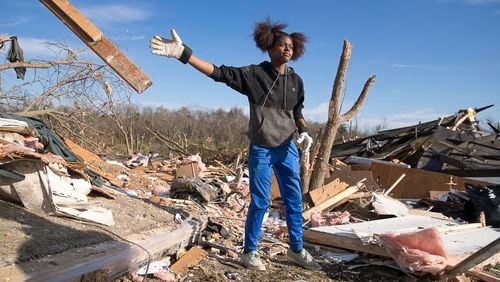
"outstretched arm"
150,29,214,76
188,55,214,76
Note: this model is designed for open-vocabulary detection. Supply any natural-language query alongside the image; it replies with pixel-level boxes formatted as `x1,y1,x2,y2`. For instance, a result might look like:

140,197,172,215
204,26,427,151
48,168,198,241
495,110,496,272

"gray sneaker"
287,248,321,270
241,251,266,271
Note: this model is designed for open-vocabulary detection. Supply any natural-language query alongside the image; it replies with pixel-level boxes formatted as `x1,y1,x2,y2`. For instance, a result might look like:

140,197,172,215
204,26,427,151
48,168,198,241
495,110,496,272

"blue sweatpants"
244,140,303,253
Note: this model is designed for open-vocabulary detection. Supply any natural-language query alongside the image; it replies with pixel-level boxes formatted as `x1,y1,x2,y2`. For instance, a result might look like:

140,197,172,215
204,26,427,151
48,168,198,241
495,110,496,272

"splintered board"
39,0,152,93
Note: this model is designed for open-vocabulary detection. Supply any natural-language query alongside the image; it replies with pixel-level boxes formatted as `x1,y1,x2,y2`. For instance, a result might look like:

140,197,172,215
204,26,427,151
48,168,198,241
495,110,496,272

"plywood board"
302,185,359,220
371,161,492,199
308,178,349,206
305,215,499,257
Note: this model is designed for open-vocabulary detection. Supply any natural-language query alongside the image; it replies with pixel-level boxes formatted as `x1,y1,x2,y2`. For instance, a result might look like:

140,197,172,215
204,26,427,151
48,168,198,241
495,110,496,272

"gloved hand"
149,29,192,64
297,132,313,153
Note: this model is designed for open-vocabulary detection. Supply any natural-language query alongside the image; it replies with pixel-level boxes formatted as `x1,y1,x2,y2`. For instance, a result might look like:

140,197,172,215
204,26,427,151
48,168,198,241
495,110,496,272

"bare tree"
373,117,388,134
307,40,376,191
0,40,252,162
1,40,134,153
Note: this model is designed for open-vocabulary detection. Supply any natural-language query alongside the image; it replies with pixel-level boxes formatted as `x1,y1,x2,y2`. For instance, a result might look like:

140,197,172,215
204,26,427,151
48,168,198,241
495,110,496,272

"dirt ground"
120,248,435,282
186,257,431,282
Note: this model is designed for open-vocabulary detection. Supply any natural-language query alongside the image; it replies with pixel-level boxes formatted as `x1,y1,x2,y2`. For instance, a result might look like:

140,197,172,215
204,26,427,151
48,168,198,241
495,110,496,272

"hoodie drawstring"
283,68,288,110
261,66,288,113
260,73,280,113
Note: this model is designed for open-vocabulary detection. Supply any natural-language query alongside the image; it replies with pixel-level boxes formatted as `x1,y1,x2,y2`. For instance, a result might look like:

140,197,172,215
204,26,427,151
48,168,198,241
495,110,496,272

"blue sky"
1,0,499,130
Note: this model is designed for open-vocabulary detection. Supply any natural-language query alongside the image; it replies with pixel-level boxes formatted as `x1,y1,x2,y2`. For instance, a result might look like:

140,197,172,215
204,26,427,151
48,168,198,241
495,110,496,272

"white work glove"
297,132,313,154
149,29,192,64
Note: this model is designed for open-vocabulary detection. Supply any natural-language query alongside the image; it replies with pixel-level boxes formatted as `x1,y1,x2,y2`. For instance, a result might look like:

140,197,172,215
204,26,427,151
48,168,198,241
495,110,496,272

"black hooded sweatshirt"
209,61,305,148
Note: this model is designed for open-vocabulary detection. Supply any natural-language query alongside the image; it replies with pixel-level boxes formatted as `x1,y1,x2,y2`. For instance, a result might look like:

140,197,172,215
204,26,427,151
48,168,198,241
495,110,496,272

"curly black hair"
253,18,307,61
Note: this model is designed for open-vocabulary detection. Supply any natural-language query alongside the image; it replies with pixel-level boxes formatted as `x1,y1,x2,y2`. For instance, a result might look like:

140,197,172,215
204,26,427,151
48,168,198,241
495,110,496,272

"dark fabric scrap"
7,36,26,80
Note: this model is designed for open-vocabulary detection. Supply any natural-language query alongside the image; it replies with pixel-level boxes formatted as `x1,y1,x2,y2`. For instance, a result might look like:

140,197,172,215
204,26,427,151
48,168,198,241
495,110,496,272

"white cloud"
111,35,146,41
80,4,152,25
436,0,500,4
304,102,329,121
463,0,500,5
357,108,450,130
16,37,50,57
0,17,28,28
304,103,450,131
15,37,82,59
392,63,448,70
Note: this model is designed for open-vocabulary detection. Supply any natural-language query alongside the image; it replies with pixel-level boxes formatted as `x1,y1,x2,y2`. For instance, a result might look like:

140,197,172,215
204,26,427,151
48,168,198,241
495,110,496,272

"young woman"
150,18,320,271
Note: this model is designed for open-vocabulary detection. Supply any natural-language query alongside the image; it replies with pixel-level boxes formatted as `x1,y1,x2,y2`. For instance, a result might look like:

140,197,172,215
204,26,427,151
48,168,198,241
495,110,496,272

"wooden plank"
370,161,493,199
39,0,152,93
447,237,500,275
170,246,208,273
466,270,500,282
39,0,102,42
86,36,152,94
308,178,349,206
63,137,124,187
302,185,359,220
302,229,389,257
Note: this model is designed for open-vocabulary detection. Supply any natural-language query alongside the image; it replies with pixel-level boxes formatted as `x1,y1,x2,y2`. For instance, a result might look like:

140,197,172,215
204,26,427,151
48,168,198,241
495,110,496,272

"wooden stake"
383,173,406,196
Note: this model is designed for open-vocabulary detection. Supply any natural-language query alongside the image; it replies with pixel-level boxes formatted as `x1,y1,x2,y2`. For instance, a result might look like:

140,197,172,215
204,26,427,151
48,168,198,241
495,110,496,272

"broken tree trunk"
308,39,376,191
301,127,322,195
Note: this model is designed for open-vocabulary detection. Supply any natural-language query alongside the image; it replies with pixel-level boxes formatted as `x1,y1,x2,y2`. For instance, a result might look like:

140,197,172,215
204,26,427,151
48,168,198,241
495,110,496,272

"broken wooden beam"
446,237,500,276
39,0,152,93
38,0,102,42
465,269,500,282
302,184,360,220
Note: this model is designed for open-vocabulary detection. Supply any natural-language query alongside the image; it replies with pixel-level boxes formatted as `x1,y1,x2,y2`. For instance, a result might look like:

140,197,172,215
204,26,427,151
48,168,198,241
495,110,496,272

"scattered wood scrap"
308,178,349,206
302,181,364,221
170,246,208,274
